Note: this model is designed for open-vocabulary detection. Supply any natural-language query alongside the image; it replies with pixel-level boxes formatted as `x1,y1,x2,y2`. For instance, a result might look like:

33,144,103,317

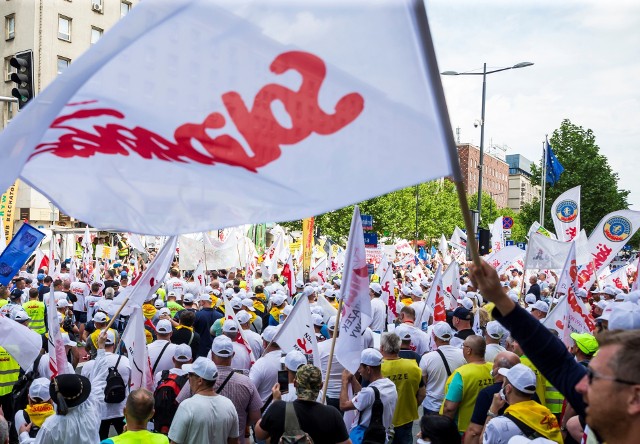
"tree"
521,119,629,236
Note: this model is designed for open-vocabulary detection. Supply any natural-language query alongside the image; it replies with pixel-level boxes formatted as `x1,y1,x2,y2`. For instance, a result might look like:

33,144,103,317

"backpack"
362,386,387,444
11,354,43,412
104,354,126,404
153,370,189,435
278,402,313,444
23,411,40,438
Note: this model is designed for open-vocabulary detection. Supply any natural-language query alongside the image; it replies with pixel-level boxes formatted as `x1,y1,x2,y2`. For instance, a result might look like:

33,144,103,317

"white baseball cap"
602,286,617,296
167,291,177,298
198,293,212,303
12,309,30,322
241,299,255,312
360,348,383,366
57,299,70,308
283,350,307,372
61,332,77,347
262,325,279,343
576,288,588,299
183,293,195,303
271,294,286,306
311,313,324,327
498,363,537,394
281,305,293,317
461,297,474,310
29,377,51,402
174,344,192,362
394,324,412,341
369,283,382,294
183,357,218,381
223,320,239,333
608,302,640,330
485,321,506,339
295,280,305,289
507,290,519,303
154,299,165,308
158,307,171,317
531,301,549,313
93,312,108,323
156,319,173,334
211,335,235,357
432,321,453,341
327,315,337,330
236,310,251,325
104,330,116,345
302,286,315,298
411,287,423,298
524,294,537,305
230,297,243,310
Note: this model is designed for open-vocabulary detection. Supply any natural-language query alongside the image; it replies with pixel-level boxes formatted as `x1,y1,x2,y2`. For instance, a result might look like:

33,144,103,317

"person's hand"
271,383,282,401
97,329,108,350
19,422,32,435
489,391,506,415
342,369,353,383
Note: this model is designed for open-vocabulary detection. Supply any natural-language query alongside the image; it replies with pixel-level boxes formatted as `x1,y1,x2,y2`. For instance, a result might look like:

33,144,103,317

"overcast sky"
426,0,640,209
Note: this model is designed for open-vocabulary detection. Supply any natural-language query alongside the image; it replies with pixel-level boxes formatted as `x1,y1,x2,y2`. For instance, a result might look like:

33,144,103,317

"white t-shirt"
44,291,67,305
249,350,282,403
82,352,131,420
401,323,431,355
370,298,386,332
485,343,506,363
350,377,397,431
318,339,345,399
165,277,187,298
207,343,251,371
242,329,264,359
482,416,524,443
148,340,177,377
419,345,466,411
168,394,239,444
70,282,90,312
85,295,103,319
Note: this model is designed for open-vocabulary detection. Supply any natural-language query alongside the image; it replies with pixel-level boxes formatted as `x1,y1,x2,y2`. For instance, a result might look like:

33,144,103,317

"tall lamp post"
441,62,533,228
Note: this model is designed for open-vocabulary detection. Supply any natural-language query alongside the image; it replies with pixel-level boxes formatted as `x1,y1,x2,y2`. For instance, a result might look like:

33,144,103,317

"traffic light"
478,228,492,256
10,51,34,109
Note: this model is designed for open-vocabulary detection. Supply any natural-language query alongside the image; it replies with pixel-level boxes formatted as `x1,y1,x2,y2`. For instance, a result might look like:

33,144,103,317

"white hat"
236,310,251,325
524,294,537,305
507,290,519,303
508,437,557,444
302,286,315,298
237,289,248,300
230,297,243,310
154,299,165,308
602,286,617,296
262,325,279,343
281,305,293,317
322,283,333,290
295,280,305,289
223,320,239,333
167,291,177,298
485,321,506,339
283,350,307,372
311,313,324,327
104,330,116,345
460,284,469,292
310,281,319,288
369,283,382,294
327,315,337,330
333,279,341,287
310,306,324,317
61,332,77,347
29,377,52,402
596,300,607,310
461,297,474,310
57,299,70,308
498,363,537,394
174,344,192,362
600,305,614,321
466,291,477,300
12,309,30,322
211,288,222,297
615,293,626,301
411,287,423,298
624,291,640,304
211,335,235,357
271,294,286,306
394,324,412,341
156,319,173,334
224,288,235,298
432,321,453,341
183,357,218,381
204,285,213,293
93,312,108,323
183,293,195,303
576,288,588,299
360,348,383,366
198,293,212,303
608,302,640,330
420,278,430,287
531,301,549,313
241,299,255,312
158,307,171,317
325,290,336,299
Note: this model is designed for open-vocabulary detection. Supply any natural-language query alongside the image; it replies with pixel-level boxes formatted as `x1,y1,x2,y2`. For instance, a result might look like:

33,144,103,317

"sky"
426,0,640,209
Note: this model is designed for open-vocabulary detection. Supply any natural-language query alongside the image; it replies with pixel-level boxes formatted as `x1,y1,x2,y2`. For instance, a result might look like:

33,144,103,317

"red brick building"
457,143,509,208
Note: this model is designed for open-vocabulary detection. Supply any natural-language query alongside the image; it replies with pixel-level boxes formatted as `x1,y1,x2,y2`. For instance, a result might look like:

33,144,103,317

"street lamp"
442,62,533,228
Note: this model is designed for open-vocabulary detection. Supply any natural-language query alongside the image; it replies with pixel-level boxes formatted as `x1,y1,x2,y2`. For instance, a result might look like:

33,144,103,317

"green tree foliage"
521,119,629,236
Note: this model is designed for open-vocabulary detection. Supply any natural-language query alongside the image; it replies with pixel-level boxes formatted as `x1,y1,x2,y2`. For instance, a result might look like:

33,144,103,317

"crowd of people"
0,241,638,444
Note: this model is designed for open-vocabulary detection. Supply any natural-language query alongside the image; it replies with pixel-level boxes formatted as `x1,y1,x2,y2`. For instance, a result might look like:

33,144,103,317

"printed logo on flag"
556,200,578,223
603,216,632,242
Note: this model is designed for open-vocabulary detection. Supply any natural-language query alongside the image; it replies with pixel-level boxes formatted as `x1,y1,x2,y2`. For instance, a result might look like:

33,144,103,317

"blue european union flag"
418,246,426,261
546,143,564,186
0,224,45,286
430,246,437,256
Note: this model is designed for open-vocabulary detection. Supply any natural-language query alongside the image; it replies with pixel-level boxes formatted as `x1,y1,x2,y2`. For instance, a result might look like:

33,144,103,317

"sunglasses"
586,367,638,386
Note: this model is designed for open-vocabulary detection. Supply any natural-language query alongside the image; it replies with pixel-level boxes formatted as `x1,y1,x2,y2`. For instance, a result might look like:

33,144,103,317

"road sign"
503,229,512,237
503,217,514,230
363,232,378,247
517,242,526,250
505,240,515,246
361,214,373,230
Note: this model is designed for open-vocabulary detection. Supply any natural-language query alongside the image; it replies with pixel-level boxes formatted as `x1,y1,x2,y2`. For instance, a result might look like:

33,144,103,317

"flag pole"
540,137,548,226
321,298,343,404
411,0,481,266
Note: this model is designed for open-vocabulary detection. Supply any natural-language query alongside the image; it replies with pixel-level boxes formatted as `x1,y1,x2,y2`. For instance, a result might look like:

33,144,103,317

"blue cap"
37,273,45,281
120,271,128,277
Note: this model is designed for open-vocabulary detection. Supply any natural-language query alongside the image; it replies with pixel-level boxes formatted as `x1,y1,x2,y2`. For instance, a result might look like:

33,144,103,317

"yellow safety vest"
382,358,422,427
0,347,20,396
23,300,46,334
521,356,547,406
544,379,564,414
117,241,129,258
441,362,493,433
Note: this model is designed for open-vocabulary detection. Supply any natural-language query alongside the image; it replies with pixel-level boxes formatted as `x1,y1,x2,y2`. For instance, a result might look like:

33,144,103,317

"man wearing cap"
506,337,547,406
256,364,350,444
528,301,549,321
148,319,178,376
452,306,476,343
274,350,308,403
236,310,263,358
241,299,262,333
484,321,507,363
154,343,192,386
81,330,131,440
170,310,200,361
268,295,287,326
249,326,282,406
396,306,430,355
340,349,398,443
218,320,251,371
441,336,493,434
165,292,183,319
85,311,118,360
173,293,197,323
369,283,386,333
14,377,55,441
164,268,186,300
380,333,424,444
168,357,239,444
193,293,222,357
570,332,598,367
483,364,562,443
419,322,466,416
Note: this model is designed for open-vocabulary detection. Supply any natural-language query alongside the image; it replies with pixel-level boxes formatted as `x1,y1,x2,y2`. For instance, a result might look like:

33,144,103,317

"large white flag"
441,261,460,308
3,0,454,235
271,296,320,366
336,206,372,374
490,217,504,253
422,265,446,327
551,186,581,242
601,266,629,290
310,256,328,284
450,226,467,251
543,243,596,347
484,246,525,274
46,280,68,377
438,234,450,264
0,316,42,371
525,233,573,270
121,307,153,391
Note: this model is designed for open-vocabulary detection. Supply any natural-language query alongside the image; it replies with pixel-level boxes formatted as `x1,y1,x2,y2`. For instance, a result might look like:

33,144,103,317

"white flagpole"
540,137,547,226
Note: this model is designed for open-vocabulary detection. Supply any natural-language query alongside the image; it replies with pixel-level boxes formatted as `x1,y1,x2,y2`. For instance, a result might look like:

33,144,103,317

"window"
57,57,70,75
5,14,15,40
121,1,131,17
58,15,71,41
90,26,103,44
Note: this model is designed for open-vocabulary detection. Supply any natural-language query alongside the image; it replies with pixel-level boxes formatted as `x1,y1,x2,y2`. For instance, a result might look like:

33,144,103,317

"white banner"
438,234,450,264
484,246,526,274
577,210,640,289
441,261,460,308
450,226,467,251
336,206,372,374
310,256,328,284
5,0,453,235
121,307,153,391
601,266,629,290
422,265,446,327
0,316,42,371
490,216,504,253
525,233,573,270
271,296,319,366
551,186,581,242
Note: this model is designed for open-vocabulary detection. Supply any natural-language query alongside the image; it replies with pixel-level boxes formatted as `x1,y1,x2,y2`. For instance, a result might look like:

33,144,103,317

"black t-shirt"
171,327,200,360
103,279,118,290
527,283,541,300
455,329,476,340
399,349,422,366
261,399,349,444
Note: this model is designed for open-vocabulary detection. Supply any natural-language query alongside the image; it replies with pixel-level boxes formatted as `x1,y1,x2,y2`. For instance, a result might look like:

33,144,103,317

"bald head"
494,351,520,370
124,388,155,424
464,335,486,358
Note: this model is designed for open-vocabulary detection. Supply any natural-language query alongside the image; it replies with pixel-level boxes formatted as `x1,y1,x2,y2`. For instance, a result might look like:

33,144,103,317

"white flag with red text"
2,0,454,235
271,296,319,366
310,256,328,284
121,307,153,391
336,206,372,373
485,246,525,274
551,186,581,242
422,265,446,327
441,261,460,309
600,266,629,291
490,217,504,253
450,226,467,251
223,297,256,363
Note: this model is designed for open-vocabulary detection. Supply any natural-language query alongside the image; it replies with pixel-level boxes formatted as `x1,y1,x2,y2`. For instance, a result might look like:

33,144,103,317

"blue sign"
361,215,373,230
0,224,45,286
363,232,378,247
505,240,515,246
517,242,527,251
503,217,514,229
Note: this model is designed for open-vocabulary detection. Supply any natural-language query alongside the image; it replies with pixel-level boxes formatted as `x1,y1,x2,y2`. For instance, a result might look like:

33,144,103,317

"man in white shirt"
484,321,507,363
396,306,430,355
216,320,251,371
147,319,178,379
164,268,186,300
249,326,282,406
236,310,263,359
368,283,387,333
419,322,466,415
154,343,192,386
84,282,103,321
69,280,90,325
81,330,131,441
317,316,345,412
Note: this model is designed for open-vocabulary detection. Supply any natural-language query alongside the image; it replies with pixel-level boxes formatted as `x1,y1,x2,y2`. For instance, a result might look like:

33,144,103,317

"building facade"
457,143,509,208
506,154,541,211
1,0,139,235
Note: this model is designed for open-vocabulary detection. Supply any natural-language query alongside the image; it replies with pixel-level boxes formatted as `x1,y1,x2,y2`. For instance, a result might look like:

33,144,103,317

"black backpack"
153,370,189,435
22,411,40,438
12,354,43,412
104,354,126,403
362,386,386,444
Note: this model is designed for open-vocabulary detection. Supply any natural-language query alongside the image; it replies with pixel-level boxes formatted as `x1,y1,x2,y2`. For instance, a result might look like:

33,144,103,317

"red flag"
282,254,295,296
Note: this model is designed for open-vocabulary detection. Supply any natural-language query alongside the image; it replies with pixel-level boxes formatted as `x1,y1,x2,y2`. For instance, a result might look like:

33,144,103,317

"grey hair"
105,287,115,299
380,333,401,355
0,415,8,444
